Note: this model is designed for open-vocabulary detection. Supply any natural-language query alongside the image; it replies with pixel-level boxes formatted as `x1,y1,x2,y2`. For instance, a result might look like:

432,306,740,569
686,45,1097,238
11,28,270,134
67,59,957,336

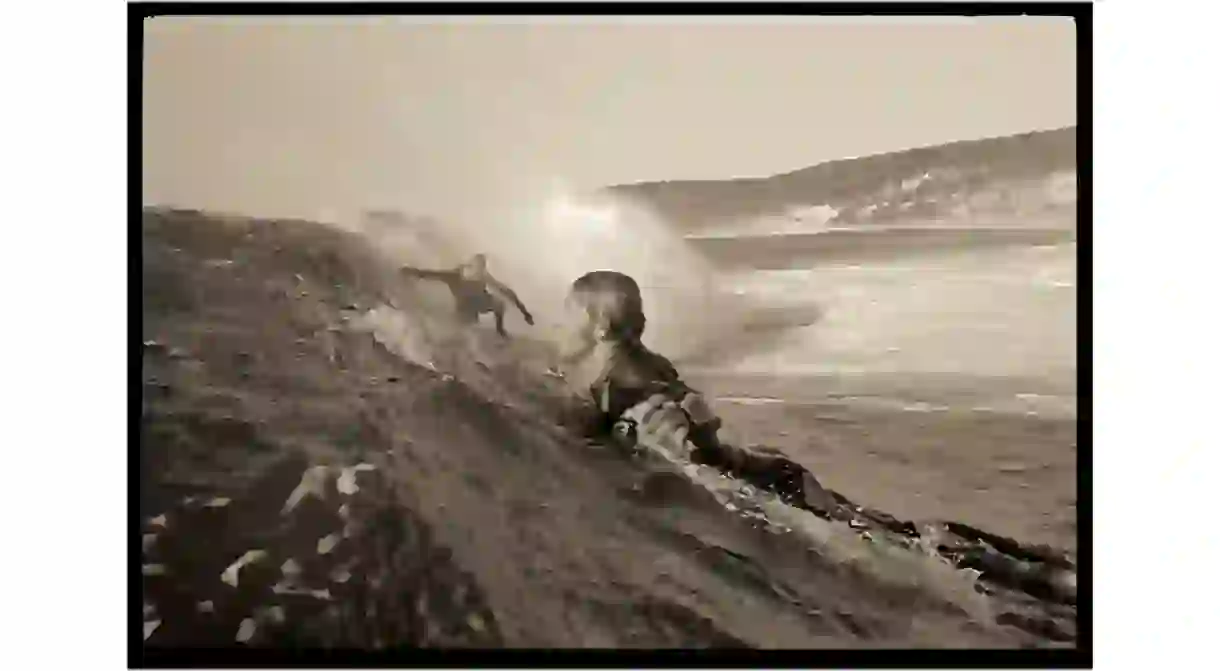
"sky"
142,15,1077,226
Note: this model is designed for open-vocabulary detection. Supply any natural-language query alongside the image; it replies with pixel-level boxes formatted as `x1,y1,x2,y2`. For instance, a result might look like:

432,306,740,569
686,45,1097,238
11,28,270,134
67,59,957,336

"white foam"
901,172,933,192
977,393,1077,418
829,396,953,413
716,396,786,407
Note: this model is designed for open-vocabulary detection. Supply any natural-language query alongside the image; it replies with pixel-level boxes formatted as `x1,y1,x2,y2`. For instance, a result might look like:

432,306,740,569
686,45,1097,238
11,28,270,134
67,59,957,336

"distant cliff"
601,127,1077,238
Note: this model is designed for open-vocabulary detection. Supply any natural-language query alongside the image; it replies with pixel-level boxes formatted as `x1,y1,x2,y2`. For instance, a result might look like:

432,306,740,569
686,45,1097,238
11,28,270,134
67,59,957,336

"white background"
0,0,1216,668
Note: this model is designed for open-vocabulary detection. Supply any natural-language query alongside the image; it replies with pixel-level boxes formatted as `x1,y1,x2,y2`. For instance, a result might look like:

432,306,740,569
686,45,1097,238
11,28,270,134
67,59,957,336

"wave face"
140,208,1076,650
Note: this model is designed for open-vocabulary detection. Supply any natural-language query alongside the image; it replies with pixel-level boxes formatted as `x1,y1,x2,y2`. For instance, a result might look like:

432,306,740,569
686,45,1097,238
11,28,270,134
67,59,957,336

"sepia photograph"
136,4,1085,663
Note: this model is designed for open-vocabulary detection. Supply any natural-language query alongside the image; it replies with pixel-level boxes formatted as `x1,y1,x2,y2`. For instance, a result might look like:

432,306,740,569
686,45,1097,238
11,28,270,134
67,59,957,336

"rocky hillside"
603,127,1077,240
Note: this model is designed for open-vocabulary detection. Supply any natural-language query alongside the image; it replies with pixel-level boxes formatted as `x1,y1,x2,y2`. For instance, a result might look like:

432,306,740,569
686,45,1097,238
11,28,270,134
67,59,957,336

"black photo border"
130,2,1092,668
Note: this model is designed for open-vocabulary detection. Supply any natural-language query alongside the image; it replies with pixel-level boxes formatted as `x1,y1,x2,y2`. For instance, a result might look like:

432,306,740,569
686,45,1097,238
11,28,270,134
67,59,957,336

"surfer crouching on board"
551,270,839,513
549,271,1079,606
400,253,535,338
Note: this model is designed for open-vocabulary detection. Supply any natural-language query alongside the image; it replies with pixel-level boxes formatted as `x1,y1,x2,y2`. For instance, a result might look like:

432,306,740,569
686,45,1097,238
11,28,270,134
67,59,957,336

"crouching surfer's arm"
620,391,836,514
617,390,721,461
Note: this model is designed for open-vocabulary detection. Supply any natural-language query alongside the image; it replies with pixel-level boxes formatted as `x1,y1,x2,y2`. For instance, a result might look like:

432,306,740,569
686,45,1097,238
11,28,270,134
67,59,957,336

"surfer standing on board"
548,270,1077,606
400,253,535,338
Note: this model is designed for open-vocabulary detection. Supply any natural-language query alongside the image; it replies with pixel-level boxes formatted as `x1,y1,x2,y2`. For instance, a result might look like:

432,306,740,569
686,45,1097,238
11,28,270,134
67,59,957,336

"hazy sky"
143,16,1077,224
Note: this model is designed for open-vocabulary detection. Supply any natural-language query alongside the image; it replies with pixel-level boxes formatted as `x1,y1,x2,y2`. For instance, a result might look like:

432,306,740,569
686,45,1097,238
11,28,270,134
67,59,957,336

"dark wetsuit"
567,341,1078,609
401,266,532,337
574,340,832,512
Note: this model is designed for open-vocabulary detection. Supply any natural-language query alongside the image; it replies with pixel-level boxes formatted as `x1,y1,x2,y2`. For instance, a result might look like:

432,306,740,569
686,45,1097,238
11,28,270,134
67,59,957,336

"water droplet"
143,620,161,641
317,534,340,555
236,618,257,643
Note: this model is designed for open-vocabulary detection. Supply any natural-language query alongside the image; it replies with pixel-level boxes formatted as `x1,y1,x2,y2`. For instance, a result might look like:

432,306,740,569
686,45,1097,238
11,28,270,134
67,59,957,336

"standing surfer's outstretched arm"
400,266,458,283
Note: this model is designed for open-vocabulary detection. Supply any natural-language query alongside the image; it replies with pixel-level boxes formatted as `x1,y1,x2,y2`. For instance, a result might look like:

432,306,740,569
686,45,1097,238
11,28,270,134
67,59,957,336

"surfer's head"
564,271,647,345
460,253,488,280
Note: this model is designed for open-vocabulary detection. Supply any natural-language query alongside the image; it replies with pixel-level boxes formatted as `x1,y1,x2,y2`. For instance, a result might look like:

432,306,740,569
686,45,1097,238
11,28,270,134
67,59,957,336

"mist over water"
367,180,755,361
724,242,1076,380
354,180,1077,407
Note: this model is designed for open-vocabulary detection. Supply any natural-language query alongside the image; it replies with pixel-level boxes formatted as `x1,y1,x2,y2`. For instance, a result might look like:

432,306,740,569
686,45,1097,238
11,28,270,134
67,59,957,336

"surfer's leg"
492,304,509,338
455,301,480,327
